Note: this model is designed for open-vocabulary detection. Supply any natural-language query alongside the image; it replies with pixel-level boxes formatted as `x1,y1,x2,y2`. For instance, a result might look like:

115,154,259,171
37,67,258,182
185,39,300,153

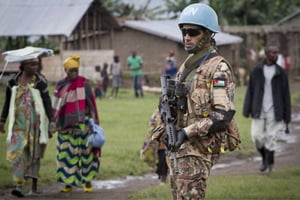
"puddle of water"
293,125,300,130
212,160,246,170
292,113,300,122
92,173,157,190
276,133,297,144
92,179,124,189
212,134,297,170
92,132,298,189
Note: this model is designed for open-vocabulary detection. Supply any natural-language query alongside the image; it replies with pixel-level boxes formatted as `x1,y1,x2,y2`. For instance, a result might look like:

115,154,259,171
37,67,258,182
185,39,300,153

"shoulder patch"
212,78,226,87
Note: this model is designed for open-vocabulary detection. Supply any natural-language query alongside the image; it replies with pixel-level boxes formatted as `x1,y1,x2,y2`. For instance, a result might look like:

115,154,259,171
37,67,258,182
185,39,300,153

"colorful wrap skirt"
7,86,46,185
56,124,100,186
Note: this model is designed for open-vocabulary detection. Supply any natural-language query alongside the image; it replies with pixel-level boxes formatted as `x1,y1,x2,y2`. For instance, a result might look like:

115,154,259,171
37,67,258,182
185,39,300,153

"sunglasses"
181,28,202,37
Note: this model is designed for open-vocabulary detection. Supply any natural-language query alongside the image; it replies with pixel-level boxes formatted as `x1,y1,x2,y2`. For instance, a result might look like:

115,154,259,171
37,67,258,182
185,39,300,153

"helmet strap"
183,29,214,53
185,45,201,54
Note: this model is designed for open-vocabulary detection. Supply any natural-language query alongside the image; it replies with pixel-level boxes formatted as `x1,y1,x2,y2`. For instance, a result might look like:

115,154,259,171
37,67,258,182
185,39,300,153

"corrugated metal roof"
0,0,93,37
119,0,172,19
276,10,300,25
121,0,164,9
124,20,243,46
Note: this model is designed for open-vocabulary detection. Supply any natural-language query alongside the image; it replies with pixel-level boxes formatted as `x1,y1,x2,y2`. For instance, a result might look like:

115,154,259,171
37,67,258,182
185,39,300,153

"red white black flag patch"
212,78,226,87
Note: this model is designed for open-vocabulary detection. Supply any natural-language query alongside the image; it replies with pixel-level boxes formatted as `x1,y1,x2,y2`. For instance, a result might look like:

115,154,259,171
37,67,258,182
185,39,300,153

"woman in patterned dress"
52,55,100,193
0,58,54,197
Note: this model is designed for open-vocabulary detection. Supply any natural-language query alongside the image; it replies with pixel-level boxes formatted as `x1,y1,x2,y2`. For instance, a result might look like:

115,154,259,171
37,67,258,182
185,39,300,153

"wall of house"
104,28,186,73
224,25,300,78
41,50,114,82
0,29,241,87
281,14,300,27
99,27,241,86
0,50,114,84
266,31,300,77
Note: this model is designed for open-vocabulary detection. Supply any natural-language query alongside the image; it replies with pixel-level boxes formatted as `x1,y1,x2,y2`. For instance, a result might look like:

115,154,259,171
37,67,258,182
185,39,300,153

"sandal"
60,185,72,193
83,185,93,192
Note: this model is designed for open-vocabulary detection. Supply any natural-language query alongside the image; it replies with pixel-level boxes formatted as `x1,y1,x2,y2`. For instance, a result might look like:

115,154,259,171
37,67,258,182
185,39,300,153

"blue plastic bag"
86,118,106,148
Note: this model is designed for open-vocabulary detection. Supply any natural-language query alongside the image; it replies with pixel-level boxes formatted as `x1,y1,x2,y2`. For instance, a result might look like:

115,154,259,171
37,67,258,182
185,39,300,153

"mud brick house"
0,0,244,84
0,0,119,82
112,20,243,82
223,10,300,78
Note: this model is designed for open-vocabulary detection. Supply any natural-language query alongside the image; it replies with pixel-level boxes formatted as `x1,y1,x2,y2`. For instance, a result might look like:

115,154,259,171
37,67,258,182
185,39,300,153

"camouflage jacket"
174,47,238,157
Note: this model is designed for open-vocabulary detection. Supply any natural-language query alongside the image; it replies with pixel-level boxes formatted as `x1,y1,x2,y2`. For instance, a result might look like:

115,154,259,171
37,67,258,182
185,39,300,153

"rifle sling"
179,52,218,83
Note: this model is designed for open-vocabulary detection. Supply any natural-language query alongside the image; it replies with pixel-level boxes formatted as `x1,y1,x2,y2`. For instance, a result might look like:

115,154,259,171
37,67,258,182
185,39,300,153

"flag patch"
212,79,226,87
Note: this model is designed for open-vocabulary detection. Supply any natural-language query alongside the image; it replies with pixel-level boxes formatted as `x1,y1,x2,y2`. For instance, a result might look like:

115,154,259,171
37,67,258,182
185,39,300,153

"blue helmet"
178,3,219,33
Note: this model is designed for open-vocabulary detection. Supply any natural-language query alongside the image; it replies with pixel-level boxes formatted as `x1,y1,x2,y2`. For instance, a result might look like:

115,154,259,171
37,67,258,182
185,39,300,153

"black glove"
208,110,235,134
162,133,170,149
285,123,290,134
175,129,187,149
163,133,177,152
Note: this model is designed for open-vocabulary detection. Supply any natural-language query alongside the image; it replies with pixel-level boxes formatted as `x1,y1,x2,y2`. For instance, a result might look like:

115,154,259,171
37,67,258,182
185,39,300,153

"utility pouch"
224,118,241,151
204,117,241,153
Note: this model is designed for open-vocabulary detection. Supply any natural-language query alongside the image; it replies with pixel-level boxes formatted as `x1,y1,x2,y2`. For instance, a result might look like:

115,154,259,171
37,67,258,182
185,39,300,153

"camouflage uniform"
140,109,161,169
171,47,237,200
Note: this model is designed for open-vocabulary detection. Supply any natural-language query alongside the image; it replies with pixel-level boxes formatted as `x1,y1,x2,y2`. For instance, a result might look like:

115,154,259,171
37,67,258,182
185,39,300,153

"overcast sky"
120,0,209,8
120,0,165,9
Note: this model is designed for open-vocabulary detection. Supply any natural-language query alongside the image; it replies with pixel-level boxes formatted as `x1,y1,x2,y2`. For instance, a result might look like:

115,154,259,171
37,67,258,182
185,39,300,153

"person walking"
52,55,100,193
110,55,122,99
101,63,109,97
140,109,168,183
159,3,240,199
150,109,168,183
127,51,144,98
243,45,291,172
93,65,104,99
0,47,55,197
164,49,177,78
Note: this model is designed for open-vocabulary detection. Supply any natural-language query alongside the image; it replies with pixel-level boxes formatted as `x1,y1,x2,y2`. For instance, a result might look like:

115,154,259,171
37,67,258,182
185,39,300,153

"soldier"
160,3,240,199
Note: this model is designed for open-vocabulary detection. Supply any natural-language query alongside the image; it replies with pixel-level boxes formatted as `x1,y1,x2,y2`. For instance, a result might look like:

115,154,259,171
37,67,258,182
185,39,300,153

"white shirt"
262,64,276,113
111,62,121,76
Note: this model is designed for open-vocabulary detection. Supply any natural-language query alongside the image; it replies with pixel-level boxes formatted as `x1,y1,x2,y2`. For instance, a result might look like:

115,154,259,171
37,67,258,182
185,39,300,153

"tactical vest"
176,55,240,156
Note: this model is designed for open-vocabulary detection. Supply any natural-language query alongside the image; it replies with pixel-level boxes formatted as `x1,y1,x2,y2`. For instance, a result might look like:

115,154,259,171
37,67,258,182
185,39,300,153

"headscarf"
64,55,80,69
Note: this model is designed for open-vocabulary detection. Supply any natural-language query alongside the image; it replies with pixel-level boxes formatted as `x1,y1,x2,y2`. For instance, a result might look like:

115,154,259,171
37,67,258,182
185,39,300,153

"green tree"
210,0,300,25
130,0,162,20
100,0,300,24
164,0,201,19
100,0,135,18
101,0,163,20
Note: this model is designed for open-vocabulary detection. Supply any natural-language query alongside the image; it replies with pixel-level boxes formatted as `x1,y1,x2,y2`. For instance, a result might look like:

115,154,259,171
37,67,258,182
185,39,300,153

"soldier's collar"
185,47,215,68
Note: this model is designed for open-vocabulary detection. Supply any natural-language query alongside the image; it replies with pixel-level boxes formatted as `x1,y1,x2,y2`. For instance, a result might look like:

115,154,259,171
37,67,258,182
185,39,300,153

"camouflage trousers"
170,154,219,200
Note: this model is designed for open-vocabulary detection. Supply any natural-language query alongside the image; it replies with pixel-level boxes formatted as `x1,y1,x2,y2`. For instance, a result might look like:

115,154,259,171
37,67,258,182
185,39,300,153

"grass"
0,82,300,199
128,84,300,200
128,168,300,200
0,86,160,187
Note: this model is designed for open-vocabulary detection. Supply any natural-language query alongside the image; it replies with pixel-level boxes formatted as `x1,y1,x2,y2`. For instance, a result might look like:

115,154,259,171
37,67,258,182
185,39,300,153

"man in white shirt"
243,45,291,172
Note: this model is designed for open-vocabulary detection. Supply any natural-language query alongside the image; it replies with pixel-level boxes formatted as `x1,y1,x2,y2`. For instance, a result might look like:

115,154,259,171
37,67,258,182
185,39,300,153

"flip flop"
83,185,93,192
60,186,72,193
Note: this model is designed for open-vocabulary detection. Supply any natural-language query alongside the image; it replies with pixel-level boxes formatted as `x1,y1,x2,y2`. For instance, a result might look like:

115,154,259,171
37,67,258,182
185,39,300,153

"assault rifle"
159,75,179,174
